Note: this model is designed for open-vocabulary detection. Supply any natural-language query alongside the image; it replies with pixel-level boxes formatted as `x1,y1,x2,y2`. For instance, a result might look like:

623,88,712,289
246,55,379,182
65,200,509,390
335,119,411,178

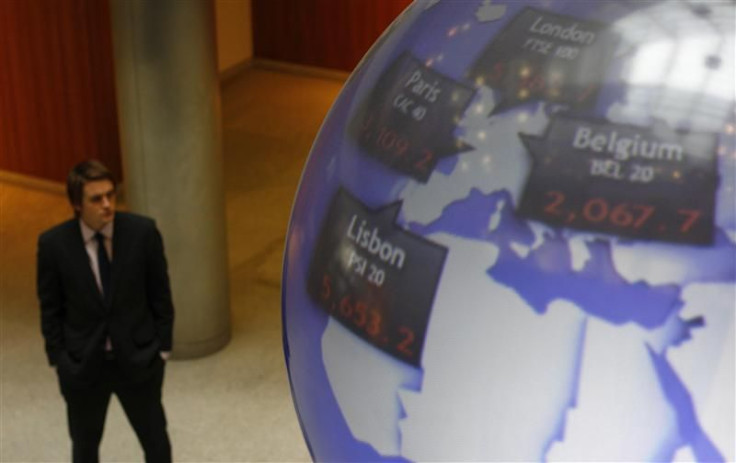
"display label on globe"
349,52,475,182
517,114,719,245
307,188,448,366
467,7,618,113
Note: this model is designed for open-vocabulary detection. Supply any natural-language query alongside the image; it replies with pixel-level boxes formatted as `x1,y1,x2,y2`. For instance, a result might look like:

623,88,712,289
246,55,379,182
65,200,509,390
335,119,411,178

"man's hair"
67,160,116,212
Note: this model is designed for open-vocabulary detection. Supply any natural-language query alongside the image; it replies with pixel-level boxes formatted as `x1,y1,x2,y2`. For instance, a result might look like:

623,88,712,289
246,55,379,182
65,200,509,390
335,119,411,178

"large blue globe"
282,1,736,461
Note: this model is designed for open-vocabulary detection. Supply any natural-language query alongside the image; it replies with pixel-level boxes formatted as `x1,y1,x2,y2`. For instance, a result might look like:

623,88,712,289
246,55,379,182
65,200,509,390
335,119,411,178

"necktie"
95,232,111,301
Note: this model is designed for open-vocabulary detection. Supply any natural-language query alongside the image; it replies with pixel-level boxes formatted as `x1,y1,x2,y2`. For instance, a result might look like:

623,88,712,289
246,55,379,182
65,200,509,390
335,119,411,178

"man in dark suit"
37,160,174,463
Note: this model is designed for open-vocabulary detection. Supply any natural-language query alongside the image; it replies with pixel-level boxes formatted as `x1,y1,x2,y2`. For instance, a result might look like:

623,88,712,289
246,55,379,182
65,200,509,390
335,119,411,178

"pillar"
109,0,231,358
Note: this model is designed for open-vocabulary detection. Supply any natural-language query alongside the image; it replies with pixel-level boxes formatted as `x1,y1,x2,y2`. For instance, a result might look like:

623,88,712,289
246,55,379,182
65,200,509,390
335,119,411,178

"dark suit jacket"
37,212,174,384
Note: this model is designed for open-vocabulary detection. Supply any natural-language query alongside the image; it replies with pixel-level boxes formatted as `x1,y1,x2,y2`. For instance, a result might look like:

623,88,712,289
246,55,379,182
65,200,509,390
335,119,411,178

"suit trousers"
58,355,171,463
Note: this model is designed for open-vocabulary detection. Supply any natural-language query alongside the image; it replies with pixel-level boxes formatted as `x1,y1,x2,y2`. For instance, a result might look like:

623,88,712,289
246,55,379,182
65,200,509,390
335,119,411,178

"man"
37,160,173,462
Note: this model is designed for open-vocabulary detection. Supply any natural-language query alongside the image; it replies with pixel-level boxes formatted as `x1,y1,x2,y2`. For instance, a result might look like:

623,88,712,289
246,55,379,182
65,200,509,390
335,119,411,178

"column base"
170,329,231,360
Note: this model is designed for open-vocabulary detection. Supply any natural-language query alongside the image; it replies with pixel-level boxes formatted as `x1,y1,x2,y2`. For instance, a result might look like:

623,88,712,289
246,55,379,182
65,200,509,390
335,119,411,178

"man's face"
76,179,116,230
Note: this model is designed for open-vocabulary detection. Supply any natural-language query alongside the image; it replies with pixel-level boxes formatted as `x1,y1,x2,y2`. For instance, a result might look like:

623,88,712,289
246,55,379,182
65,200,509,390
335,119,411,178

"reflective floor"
0,67,343,462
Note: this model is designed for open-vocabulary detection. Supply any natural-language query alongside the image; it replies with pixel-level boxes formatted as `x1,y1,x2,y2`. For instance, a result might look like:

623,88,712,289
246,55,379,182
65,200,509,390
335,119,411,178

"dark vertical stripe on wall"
0,0,121,183
252,0,412,72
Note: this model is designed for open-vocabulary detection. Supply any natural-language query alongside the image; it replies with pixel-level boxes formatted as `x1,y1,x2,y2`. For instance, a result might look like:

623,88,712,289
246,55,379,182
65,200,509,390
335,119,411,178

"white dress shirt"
79,219,113,295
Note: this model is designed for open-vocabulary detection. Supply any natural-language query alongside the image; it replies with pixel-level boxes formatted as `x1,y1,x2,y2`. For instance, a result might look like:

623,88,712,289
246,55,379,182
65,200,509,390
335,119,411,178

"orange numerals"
361,115,408,157
375,125,409,157
366,310,382,337
397,326,415,358
519,73,546,93
320,273,416,359
360,113,436,174
543,191,662,231
414,149,434,173
490,62,573,101
544,191,566,216
333,292,384,339
339,295,353,318
581,199,655,229
677,209,701,233
492,62,546,94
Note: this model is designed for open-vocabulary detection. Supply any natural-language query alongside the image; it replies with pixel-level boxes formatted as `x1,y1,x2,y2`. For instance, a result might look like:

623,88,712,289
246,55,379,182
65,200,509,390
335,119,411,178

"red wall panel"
0,0,121,183
252,0,412,72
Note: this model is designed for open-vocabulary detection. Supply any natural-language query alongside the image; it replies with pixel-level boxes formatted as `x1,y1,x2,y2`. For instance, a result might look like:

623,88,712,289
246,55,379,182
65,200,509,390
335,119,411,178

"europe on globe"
282,1,736,461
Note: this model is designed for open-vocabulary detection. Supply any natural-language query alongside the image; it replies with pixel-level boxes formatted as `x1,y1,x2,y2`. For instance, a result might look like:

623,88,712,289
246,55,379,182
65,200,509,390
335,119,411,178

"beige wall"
215,0,253,73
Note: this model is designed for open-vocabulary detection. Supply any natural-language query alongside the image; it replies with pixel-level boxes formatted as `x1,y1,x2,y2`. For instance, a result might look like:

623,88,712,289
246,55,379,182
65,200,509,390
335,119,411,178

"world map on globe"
283,1,735,461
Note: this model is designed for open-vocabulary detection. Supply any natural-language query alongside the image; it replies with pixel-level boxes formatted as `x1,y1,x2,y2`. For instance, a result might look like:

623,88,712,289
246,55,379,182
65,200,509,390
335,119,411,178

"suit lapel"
109,213,129,308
